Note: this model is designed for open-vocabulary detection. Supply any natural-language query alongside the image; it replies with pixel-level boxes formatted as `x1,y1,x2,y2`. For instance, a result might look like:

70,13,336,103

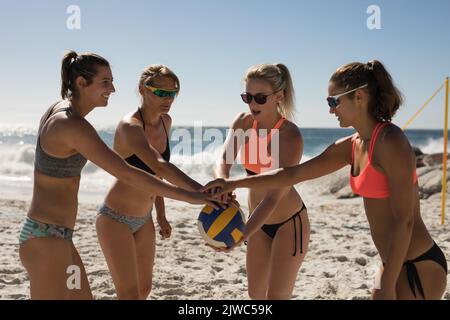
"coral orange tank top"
350,122,417,198
240,117,286,175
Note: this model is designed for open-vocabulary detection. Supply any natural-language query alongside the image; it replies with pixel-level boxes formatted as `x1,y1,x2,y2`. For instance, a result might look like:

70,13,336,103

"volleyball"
197,203,246,248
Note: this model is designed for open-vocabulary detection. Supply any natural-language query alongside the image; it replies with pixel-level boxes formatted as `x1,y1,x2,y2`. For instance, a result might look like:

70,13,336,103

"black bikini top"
125,109,171,175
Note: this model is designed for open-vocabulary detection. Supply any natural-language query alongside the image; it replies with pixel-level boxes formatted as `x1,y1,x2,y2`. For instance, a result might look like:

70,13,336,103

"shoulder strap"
368,122,388,161
267,117,286,144
161,116,169,142
251,117,285,144
272,117,286,130
137,108,145,130
38,101,67,136
351,134,359,165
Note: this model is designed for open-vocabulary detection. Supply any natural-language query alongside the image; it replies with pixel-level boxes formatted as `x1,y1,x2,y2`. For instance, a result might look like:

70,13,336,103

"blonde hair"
244,63,295,120
138,64,180,93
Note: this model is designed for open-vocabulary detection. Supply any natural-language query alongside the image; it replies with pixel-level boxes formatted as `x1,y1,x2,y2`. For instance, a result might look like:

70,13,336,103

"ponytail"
330,60,403,121
368,60,403,122
61,51,78,99
245,63,296,120
60,50,110,99
275,64,295,120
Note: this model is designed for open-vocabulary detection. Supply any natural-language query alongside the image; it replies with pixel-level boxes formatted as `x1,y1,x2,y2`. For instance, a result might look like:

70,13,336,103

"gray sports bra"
34,104,87,178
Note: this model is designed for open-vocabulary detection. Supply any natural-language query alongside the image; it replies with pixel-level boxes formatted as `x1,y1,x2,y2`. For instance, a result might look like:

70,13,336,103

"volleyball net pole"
441,77,449,225
402,84,444,130
403,78,449,224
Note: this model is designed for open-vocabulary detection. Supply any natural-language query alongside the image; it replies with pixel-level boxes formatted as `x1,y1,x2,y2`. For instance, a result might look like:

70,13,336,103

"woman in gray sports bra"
96,65,205,300
18,51,218,300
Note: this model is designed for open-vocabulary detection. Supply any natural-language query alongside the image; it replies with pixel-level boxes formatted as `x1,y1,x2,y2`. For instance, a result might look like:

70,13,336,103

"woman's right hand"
185,191,223,210
201,178,236,196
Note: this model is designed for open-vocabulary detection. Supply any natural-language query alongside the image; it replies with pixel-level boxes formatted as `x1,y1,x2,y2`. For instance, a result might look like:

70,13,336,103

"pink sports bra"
350,122,417,198
240,117,286,175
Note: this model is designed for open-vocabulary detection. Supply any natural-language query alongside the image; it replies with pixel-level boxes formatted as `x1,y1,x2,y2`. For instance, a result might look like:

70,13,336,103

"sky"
0,0,449,129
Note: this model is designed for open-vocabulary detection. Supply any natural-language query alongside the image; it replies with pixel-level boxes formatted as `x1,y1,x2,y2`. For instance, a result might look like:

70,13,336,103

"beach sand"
1,170,449,300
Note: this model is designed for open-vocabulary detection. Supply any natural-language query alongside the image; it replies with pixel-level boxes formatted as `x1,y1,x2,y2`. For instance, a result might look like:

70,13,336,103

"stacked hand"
186,178,238,210
200,178,244,253
201,178,236,198
188,191,225,210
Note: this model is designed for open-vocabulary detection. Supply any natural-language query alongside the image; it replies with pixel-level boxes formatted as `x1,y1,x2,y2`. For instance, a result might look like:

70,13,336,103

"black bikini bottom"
384,241,447,299
260,203,307,256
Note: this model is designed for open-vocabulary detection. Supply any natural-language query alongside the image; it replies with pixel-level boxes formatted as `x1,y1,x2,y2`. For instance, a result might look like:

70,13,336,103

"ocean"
0,125,448,202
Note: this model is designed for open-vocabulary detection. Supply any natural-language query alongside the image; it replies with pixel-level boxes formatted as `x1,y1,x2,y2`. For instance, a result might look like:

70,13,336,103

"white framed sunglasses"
327,83,368,108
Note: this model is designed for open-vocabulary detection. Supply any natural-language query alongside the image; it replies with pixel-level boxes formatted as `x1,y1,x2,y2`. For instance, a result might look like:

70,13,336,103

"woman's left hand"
157,215,172,239
201,178,236,196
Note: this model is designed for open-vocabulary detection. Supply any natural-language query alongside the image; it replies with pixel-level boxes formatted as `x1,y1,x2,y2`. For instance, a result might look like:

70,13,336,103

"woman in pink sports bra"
204,60,447,300
212,63,310,300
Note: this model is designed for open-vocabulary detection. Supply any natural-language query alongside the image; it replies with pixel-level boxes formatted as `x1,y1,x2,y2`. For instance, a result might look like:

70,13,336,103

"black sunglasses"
240,92,275,105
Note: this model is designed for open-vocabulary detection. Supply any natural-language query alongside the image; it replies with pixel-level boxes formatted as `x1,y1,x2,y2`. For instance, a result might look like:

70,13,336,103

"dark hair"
330,60,403,122
61,50,110,99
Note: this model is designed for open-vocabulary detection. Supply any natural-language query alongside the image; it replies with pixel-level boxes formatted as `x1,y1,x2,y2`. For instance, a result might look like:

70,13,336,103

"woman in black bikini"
204,60,448,300
211,63,310,300
96,65,206,299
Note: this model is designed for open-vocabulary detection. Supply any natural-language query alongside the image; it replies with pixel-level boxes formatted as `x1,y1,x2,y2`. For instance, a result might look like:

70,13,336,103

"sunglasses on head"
240,92,275,105
144,83,178,98
326,84,368,108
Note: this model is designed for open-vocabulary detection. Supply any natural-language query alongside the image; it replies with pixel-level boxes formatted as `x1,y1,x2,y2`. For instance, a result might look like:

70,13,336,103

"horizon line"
0,122,448,132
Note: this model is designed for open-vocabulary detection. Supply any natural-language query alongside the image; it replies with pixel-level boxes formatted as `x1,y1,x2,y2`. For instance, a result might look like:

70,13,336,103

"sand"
1,171,449,300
